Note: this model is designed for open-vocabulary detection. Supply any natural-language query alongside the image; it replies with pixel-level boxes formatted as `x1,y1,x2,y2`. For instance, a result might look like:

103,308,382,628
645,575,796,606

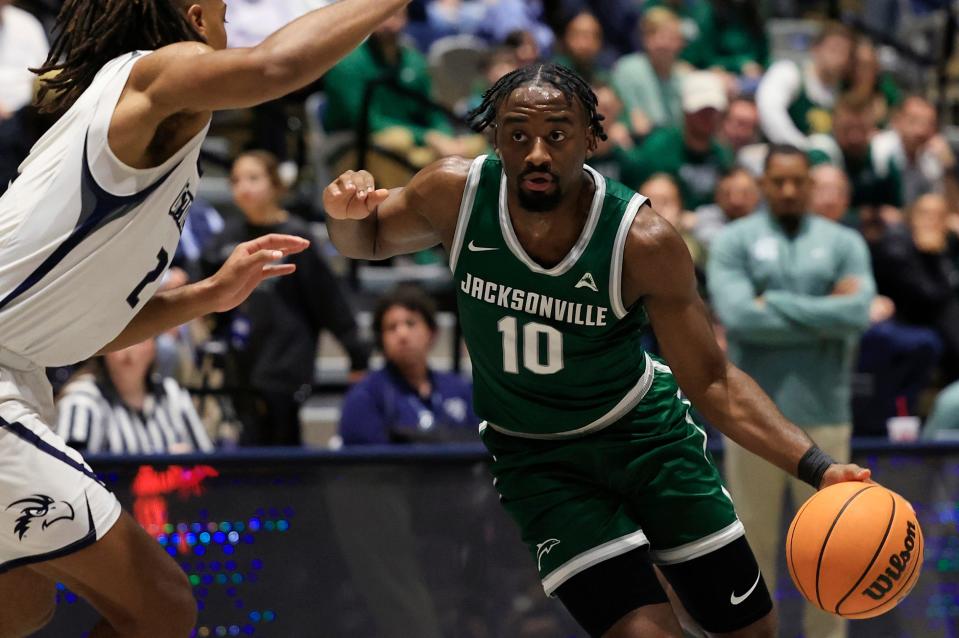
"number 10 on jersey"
497,316,564,375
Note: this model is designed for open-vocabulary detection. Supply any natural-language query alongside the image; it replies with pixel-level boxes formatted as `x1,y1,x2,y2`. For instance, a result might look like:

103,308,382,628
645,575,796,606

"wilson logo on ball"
862,521,918,601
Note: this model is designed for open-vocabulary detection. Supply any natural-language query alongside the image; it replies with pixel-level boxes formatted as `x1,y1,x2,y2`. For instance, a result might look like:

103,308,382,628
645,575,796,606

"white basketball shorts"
0,359,121,572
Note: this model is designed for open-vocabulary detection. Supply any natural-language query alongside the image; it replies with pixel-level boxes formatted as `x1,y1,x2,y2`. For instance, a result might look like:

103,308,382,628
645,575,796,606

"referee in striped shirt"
57,338,213,455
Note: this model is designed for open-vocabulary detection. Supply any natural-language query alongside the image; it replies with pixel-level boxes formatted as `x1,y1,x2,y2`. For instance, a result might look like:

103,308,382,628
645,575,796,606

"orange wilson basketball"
786,482,923,619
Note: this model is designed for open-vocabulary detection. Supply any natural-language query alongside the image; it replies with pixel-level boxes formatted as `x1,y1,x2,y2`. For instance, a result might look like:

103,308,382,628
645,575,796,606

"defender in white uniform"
0,0,411,635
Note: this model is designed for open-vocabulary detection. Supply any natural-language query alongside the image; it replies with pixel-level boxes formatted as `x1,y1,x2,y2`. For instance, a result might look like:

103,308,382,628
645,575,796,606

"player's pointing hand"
323,170,390,220
208,233,310,312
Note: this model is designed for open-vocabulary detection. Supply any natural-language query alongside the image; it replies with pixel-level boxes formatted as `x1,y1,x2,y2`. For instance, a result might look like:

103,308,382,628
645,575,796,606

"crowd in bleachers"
3,0,959,453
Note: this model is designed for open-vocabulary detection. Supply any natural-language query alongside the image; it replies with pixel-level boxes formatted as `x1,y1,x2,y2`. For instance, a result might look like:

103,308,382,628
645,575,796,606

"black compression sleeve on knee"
554,547,669,637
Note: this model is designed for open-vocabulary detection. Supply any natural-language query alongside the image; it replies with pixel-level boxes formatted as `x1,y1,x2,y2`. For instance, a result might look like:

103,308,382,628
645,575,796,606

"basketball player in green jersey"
323,64,871,638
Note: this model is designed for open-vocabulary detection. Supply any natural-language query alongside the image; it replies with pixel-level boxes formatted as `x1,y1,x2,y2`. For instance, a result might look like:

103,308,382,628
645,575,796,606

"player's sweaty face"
495,83,592,212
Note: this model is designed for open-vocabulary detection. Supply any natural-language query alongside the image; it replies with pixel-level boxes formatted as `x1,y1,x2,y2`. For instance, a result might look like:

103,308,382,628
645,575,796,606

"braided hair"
32,0,205,113
466,63,607,142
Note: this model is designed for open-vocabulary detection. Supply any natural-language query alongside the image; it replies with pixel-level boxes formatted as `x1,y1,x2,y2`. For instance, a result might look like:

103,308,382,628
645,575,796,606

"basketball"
786,482,923,619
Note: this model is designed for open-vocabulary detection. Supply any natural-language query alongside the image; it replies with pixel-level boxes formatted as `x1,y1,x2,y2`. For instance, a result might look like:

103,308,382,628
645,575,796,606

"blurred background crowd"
4,0,959,455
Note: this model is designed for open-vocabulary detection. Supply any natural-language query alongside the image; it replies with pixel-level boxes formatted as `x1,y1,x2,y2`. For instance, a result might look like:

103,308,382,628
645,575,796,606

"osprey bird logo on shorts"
6,494,75,540
536,538,561,571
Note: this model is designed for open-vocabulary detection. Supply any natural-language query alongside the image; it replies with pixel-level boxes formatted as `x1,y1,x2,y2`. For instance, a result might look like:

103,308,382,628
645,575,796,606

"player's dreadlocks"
32,0,205,113
466,63,607,142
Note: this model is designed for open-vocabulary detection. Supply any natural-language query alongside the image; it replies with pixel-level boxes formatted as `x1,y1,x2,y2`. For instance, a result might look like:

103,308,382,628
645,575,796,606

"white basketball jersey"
0,51,209,367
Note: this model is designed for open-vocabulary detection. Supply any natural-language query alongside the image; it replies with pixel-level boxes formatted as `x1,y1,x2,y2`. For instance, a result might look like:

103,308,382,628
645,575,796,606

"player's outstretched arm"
133,0,410,118
97,234,309,354
622,205,870,489
323,157,470,260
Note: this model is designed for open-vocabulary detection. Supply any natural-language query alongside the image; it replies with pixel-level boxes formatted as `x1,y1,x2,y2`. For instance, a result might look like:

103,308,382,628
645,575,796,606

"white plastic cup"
886,416,921,442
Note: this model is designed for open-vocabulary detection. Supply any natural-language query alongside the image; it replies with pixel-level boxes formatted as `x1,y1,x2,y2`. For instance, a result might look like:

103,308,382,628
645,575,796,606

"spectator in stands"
708,144,873,638
224,0,323,48
847,38,902,129
477,0,554,54
634,70,733,209
854,193,957,434
323,7,484,187
206,151,370,446
425,0,487,38
586,84,642,185
0,0,48,119
921,380,959,441
0,75,58,197
808,94,904,235
871,193,959,385
854,306,943,438
558,0,642,57
339,285,477,445
719,96,760,154
647,0,770,82
705,0,770,80
56,338,214,455
726,96,769,177
612,7,686,137
464,45,519,114
0,4,52,194
757,21,854,147
642,0,711,68
552,10,609,84
504,28,541,66
692,167,760,252
810,164,855,227
873,95,959,208
639,174,703,267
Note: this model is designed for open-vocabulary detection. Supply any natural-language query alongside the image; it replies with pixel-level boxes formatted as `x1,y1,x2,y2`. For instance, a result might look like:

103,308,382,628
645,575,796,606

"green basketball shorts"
479,362,743,595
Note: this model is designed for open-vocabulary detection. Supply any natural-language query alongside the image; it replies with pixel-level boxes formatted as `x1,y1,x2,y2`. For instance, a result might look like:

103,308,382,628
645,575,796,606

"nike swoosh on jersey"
468,241,498,252
730,571,762,606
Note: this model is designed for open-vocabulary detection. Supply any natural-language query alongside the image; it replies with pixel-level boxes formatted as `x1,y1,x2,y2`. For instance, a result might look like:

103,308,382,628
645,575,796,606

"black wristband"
797,446,836,489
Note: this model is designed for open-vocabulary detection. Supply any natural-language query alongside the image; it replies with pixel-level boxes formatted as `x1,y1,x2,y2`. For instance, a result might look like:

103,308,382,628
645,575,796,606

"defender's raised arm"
133,0,411,117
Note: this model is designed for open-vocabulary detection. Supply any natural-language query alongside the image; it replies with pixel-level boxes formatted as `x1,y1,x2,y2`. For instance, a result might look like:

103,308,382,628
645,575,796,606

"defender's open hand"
208,233,309,312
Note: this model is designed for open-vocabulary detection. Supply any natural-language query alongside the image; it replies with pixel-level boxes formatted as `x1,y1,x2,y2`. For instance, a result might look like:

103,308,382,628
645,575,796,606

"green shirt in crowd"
707,211,875,427
611,54,685,131
588,146,644,188
552,53,610,85
644,0,711,68
322,39,452,145
634,127,734,208
643,0,769,73
808,137,904,208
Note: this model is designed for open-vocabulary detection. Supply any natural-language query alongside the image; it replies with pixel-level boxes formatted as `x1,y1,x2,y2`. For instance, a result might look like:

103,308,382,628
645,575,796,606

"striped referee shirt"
56,374,214,455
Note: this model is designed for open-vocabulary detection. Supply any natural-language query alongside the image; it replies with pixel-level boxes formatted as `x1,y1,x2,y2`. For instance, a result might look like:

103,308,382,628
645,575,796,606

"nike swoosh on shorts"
730,571,762,606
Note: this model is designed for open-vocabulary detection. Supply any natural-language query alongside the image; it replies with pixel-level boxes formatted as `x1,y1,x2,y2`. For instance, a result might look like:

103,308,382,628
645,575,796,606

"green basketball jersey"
450,155,654,438
786,62,833,136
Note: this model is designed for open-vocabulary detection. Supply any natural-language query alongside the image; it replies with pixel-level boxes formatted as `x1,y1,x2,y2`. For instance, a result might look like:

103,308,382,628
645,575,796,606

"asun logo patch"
575,272,598,292
6,494,75,541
